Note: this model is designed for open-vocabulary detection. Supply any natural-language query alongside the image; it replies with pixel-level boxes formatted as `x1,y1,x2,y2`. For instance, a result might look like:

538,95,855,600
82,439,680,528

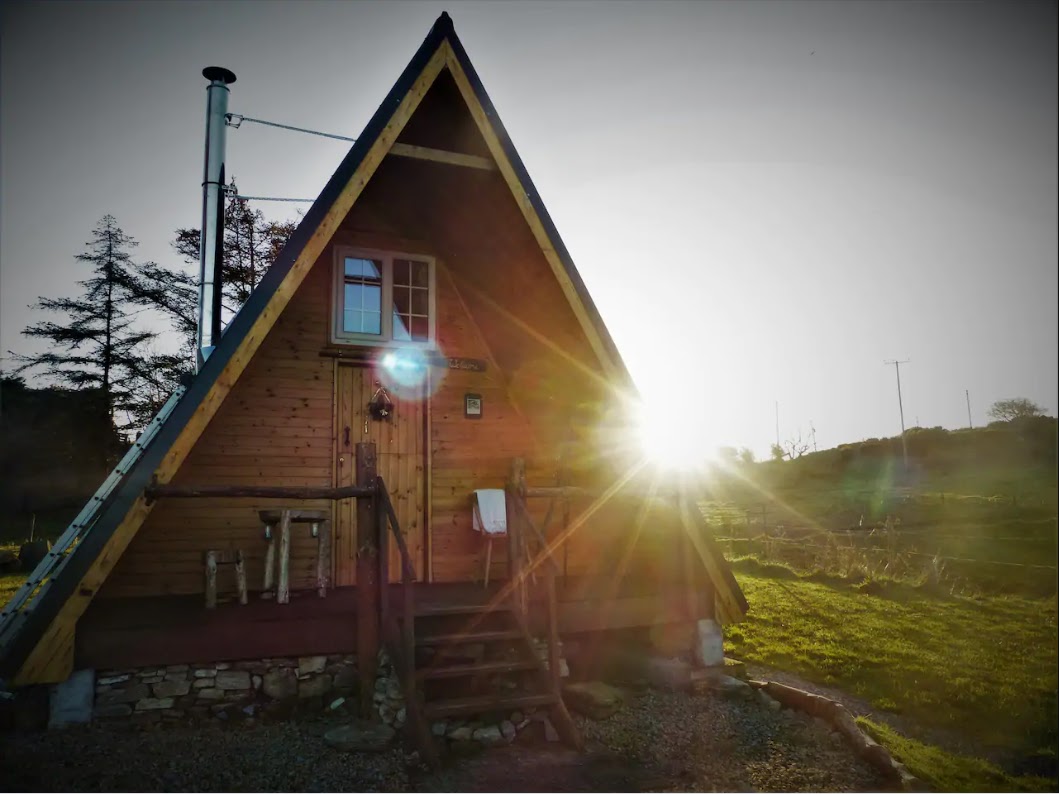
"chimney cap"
202,66,237,85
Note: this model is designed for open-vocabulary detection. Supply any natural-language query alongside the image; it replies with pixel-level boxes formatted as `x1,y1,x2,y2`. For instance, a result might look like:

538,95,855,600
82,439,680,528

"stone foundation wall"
93,655,357,725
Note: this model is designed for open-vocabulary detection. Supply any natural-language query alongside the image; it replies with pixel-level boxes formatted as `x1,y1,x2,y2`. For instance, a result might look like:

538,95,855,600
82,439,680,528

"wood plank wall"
100,255,336,598
99,232,639,597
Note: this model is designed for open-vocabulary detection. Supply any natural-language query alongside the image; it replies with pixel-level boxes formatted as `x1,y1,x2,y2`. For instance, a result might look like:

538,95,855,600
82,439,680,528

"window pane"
410,288,429,315
410,316,430,341
409,260,429,288
362,284,380,311
345,257,381,280
345,283,362,310
343,309,360,333
392,311,411,341
392,286,411,317
392,258,410,287
362,310,381,335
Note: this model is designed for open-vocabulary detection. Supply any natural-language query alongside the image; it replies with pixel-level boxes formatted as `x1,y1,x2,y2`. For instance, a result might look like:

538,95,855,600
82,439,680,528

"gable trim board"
0,12,745,684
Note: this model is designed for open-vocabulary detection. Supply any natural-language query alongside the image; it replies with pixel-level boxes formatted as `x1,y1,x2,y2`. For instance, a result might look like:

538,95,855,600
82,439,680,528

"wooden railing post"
508,458,529,616
355,442,378,720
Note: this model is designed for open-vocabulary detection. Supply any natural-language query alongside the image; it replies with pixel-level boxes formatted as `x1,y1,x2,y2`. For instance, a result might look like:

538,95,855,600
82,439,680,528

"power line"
232,194,314,203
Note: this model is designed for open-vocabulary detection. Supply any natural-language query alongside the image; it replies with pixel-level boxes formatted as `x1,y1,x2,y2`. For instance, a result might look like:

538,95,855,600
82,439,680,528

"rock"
328,697,346,712
215,670,252,690
332,665,357,690
96,684,149,705
472,725,504,746
515,720,546,744
49,669,95,728
192,679,216,690
694,674,753,700
298,656,327,676
215,663,231,670
510,710,524,724
385,679,403,701
378,704,395,724
97,673,131,686
544,718,559,742
252,675,262,690
0,548,19,572
194,688,225,700
693,618,725,667
432,721,447,737
93,703,133,718
193,668,216,679
448,725,473,741
152,679,191,698
500,720,516,742
166,664,189,673
298,674,332,699
262,669,298,700
18,539,50,571
562,681,624,720
722,657,748,681
141,675,165,685
324,719,395,752
646,657,691,690
396,707,406,725
135,697,175,711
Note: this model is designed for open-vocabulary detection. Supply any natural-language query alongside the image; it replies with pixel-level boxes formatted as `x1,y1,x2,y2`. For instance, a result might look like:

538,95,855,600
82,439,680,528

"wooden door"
334,364,425,585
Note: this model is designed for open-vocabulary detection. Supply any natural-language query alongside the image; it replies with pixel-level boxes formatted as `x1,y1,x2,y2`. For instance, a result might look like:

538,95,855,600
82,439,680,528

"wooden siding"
100,256,336,598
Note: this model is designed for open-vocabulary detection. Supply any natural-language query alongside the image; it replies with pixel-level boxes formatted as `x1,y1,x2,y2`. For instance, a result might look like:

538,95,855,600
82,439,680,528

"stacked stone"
92,654,357,724
372,651,406,729
532,639,570,678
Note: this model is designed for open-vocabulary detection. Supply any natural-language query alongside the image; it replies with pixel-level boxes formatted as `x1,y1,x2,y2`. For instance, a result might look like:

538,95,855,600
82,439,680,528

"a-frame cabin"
0,12,746,749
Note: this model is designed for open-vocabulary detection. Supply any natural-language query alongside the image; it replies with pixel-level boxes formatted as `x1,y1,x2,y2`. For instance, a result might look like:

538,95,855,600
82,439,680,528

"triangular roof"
0,12,745,684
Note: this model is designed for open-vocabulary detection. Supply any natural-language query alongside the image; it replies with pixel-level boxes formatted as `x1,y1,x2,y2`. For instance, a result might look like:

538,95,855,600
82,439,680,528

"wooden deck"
76,578,703,670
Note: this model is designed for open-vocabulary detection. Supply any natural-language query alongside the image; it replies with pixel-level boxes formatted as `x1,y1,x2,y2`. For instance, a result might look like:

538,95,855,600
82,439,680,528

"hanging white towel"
472,489,507,536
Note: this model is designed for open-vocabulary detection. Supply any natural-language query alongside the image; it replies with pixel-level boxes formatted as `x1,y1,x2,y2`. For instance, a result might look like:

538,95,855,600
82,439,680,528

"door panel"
334,364,425,585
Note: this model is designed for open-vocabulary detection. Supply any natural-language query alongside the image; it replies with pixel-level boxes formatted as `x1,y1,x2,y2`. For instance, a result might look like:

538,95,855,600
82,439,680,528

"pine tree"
11,215,158,458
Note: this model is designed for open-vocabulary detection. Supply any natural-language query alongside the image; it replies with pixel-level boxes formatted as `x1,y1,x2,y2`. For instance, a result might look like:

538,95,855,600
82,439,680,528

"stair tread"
423,691,556,719
416,602,512,617
417,658,538,680
417,629,522,646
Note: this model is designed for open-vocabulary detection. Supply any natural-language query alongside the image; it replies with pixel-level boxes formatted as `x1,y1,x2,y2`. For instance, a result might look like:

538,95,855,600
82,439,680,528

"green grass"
725,571,1058,760
858,718,1054,792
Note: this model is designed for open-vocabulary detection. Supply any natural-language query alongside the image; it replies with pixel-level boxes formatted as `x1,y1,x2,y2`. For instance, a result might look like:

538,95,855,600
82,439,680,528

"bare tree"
987,397,1045,422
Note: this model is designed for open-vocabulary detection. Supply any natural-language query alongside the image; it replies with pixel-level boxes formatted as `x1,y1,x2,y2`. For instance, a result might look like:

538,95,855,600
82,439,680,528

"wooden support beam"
146,484,373,501
356,443,379,720
277,511,292,605
389,141,495,170
678,495,748,624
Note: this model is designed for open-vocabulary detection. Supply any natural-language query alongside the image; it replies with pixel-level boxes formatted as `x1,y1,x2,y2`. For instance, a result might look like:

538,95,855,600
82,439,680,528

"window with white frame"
333,248,435,346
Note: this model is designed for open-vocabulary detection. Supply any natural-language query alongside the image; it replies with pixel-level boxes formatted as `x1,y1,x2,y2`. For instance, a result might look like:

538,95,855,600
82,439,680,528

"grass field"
726,567,1058,790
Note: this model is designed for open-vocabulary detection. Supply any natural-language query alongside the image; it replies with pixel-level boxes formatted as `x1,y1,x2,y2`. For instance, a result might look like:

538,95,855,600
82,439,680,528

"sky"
1,0,1056,459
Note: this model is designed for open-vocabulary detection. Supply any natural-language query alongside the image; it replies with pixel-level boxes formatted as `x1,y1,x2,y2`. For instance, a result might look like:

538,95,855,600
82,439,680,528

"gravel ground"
1,689,892,792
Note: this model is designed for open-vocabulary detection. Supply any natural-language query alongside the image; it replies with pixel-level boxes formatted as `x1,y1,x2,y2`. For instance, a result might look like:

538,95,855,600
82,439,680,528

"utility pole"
884,360,910,468
810,421,817,452
965,389,973,429
775,400,780,448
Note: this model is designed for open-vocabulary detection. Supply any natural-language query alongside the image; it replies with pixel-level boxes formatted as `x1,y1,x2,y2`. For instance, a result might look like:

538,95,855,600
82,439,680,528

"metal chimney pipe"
197,66,237,370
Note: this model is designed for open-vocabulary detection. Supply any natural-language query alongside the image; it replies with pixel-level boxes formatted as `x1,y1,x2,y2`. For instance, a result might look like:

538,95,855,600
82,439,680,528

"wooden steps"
417,658,539,681
416,628,522,646
415,601,512,618
423,691,556,720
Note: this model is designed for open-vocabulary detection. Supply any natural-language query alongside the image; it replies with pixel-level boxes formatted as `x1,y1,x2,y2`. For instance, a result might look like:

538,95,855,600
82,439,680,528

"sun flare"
635,397,712,471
